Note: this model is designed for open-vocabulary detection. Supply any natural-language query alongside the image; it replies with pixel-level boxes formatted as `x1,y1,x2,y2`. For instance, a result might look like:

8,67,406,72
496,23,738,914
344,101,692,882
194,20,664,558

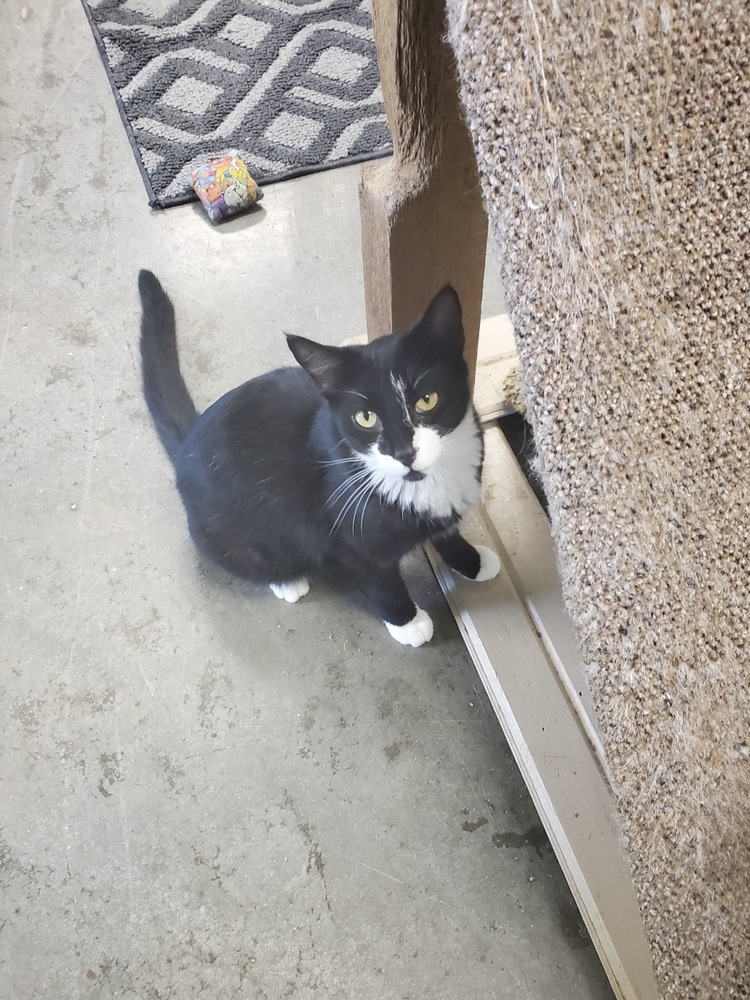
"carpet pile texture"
447,2,749,996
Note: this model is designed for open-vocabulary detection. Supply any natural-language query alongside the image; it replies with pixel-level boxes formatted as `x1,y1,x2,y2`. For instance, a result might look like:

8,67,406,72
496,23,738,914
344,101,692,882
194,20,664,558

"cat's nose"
392,445,416,468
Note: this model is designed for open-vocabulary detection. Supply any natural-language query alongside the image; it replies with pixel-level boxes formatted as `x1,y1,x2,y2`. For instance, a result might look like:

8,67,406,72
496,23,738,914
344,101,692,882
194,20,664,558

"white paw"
270,578,310,603
471,545,501,582
385,607,434,647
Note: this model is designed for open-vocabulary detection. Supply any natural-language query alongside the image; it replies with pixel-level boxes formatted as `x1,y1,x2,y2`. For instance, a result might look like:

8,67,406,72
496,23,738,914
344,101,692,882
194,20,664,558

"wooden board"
360,0,487,378
426,426,659,1000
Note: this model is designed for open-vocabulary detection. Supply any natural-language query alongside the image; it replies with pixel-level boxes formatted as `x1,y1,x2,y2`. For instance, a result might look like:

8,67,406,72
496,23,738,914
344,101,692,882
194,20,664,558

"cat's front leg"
384,606,434,648
432,530,501,582
339,553,433,647
368,566,434,648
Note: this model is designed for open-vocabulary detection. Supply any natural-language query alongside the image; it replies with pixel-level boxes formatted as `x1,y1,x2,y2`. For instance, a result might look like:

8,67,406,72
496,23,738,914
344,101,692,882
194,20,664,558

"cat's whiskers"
316,437,354,467
338,480,371,531
326,467,370,508
318,456,362,468
326,466,373,534
330,472,375,537
351,477,375,537
356,480,380,538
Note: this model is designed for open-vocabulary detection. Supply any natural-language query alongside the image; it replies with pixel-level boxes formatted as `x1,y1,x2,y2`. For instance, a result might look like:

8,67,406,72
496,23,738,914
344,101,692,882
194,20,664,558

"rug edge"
79,0,393,210
79,0,161,207
152,147,392,210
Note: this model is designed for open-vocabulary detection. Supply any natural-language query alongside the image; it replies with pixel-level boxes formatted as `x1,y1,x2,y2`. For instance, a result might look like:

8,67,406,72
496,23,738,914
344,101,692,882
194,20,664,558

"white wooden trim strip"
473,313,518,422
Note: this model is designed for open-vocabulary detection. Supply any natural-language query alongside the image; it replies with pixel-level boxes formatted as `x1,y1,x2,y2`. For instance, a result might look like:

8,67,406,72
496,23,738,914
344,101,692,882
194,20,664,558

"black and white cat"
138,271,500,647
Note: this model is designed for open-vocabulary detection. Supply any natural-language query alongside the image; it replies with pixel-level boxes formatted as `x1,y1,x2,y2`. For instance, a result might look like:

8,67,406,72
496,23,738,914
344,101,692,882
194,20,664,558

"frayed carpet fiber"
447,0,749,997
81,0,391,207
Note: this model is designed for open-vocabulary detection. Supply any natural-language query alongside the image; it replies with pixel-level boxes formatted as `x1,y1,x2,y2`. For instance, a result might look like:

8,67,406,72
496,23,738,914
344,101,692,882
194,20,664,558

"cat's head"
287,286,473,486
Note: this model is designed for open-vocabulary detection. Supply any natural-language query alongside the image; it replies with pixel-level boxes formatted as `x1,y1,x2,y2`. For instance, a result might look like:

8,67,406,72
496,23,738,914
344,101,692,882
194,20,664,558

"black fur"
138,270,198,461
138,270,485,630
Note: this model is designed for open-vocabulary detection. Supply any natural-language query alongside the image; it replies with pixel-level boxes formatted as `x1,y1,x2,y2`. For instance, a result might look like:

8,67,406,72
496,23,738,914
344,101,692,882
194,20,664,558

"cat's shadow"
191,552,444,663
195,555,355,603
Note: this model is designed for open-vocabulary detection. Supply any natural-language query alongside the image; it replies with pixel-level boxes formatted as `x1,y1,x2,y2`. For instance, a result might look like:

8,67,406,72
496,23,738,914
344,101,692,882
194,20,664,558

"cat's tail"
138,269,199,464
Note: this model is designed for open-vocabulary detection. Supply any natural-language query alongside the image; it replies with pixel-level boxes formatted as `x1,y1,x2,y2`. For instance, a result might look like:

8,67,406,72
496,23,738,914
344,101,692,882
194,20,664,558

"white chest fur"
362,408,483,520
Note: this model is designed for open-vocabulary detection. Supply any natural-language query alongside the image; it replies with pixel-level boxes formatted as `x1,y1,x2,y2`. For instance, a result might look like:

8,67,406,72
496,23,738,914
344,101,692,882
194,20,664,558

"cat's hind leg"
186,518,313,602
269,578,310,603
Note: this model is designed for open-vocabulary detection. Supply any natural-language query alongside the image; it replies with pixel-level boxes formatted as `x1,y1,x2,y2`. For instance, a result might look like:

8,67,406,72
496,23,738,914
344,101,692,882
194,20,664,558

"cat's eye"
415,392,439,413
354,409,378,429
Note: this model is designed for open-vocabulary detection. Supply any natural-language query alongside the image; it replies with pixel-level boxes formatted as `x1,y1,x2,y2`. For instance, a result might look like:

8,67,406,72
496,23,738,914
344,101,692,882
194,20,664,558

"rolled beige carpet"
446,1,749,997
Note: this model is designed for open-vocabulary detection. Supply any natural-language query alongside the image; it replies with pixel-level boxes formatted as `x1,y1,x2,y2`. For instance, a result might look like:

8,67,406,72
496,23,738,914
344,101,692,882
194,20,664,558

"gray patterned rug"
81,0,391,208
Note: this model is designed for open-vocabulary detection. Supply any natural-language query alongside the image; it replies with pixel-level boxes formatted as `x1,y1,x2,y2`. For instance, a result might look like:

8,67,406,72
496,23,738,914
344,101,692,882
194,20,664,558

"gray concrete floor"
1,4,614,999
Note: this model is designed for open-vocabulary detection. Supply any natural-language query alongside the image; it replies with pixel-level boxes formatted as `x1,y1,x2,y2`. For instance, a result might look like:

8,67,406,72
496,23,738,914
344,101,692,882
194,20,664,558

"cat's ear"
419,285,465,353
286,335,348,395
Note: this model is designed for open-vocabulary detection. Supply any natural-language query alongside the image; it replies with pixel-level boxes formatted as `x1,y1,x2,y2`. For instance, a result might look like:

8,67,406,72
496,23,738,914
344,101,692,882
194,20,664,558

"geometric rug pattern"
81,0,392,207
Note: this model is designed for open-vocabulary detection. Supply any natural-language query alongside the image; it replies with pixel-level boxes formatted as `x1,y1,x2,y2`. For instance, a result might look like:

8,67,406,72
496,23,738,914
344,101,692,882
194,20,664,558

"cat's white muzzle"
371,450,412,478
363,409,482,519
368,427,444,480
